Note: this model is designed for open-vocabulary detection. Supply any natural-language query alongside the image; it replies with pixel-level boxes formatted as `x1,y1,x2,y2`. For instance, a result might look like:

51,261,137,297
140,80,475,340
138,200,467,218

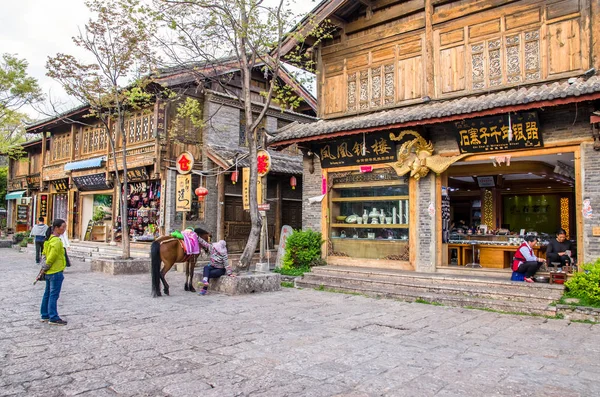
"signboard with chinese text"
17,205,28,222
176,174,192,211
26,174,41,189
242,167,263,210
154,100,166,138
257,150,271,177
118,167,149,183
39,194,48,218
313,131,399,168
176,152,194,174
72,174,111,191
453,112,542,153
53,178,69,192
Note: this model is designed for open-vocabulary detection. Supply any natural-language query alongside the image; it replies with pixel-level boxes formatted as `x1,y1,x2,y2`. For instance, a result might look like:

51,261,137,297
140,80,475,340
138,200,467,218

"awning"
65,157,105,171
5,191,26,200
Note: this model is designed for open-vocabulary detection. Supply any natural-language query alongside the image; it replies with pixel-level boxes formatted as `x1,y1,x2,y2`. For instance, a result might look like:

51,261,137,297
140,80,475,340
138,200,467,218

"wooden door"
224,196,251,252
282,199,302,231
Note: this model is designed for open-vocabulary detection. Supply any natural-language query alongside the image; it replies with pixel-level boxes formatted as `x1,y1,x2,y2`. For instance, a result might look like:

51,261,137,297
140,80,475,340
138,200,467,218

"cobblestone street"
1,248,599,397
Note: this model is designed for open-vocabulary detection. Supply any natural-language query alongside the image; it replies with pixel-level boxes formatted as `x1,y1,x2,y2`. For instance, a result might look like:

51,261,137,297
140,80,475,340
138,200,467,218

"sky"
0,0,318,120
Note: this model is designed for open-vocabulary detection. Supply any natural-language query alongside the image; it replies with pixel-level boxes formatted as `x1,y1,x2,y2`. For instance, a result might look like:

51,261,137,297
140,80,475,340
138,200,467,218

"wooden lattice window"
123,110,153,145
51,134,70,162
82,124,108,154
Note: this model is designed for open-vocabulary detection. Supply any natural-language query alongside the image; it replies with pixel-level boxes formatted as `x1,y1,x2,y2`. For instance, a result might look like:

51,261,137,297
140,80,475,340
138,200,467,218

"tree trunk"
118,113,130,259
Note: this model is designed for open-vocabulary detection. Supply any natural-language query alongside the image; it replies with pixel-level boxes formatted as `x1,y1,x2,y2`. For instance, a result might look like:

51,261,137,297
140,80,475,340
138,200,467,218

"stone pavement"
1,249,599,397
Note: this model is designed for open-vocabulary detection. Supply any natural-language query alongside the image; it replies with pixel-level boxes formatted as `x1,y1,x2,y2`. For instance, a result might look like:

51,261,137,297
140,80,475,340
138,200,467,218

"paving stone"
1,249,599,396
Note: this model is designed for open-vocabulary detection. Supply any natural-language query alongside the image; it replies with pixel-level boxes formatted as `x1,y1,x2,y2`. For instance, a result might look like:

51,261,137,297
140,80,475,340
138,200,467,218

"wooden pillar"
435,174,443,267
70,124,76,160
275,178,282,245
424,0,435,97
575,147,584,265
321,168,328,259
591,0,600,70
41,132,47,188
216,172,225,241
409,177,417,266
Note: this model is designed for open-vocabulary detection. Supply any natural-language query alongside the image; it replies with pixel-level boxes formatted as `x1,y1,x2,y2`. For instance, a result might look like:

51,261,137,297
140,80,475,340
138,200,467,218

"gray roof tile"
270,76,600,144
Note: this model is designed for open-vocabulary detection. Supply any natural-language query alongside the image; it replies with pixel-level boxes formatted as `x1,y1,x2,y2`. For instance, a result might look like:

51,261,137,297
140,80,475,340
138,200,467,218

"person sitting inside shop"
451,219,469,234
545,228,573,269
512,235,546,283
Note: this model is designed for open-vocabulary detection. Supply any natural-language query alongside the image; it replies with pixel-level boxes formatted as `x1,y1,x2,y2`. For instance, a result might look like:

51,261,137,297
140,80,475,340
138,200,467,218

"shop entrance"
53,193,68,221
443,151,577,269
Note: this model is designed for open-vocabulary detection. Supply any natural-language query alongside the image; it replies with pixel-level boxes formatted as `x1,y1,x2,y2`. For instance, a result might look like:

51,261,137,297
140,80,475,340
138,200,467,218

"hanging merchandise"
118,179,162,242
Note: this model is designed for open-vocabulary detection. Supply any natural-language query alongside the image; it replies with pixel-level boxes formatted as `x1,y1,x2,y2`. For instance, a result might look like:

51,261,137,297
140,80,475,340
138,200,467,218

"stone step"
435,266,511,279
296,277,557,316
300,273,560,305
311,266,563,296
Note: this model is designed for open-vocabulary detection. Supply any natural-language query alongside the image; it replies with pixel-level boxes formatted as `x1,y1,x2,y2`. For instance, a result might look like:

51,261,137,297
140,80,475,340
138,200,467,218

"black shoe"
49,319,68,326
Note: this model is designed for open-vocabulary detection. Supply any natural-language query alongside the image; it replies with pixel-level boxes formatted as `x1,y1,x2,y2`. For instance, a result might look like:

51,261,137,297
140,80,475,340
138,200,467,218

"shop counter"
448,240,546,268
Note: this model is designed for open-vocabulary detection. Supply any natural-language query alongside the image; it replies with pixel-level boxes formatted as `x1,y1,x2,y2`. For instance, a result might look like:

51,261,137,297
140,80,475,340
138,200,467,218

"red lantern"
290,176,297,190
231,170,239,184
195,186,209,201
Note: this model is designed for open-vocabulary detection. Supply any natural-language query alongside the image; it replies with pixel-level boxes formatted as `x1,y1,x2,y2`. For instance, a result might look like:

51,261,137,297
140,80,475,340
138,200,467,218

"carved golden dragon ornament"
388,130,469,180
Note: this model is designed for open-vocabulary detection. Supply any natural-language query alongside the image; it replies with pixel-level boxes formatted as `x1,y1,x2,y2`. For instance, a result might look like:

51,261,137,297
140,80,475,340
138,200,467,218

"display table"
448,240,546,268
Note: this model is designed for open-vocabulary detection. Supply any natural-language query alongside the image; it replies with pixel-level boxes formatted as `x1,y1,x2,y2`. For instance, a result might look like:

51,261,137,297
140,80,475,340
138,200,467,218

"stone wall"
302,154,323,232
415,174,437,273
204,101,241,148
581,142,600,263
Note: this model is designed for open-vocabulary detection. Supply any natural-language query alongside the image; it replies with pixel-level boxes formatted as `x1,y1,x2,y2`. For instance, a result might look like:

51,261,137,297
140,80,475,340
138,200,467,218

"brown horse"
150,228,211,297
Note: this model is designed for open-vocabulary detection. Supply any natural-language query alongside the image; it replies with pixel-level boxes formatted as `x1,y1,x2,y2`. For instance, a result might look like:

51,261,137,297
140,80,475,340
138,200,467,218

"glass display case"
329,179,409,260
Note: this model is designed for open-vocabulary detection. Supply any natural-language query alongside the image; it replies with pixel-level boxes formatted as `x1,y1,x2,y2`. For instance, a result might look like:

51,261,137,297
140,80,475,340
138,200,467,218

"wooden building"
270,0,600,272
20,61,315,250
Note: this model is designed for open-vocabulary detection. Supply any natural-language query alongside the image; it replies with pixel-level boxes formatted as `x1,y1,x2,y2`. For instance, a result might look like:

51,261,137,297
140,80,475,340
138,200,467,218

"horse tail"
150,240,162,297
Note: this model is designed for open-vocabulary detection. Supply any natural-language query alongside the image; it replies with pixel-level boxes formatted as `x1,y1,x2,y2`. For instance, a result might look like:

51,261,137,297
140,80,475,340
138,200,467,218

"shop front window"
329,169,409,261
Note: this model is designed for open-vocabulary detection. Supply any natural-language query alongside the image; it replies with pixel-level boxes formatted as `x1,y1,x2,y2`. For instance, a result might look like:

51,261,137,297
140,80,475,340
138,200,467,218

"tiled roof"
207,145,302,175
269,76,600,145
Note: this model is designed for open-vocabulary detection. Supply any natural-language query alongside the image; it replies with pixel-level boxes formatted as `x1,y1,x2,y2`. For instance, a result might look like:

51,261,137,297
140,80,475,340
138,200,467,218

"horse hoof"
184,284,189,291
164,289,170,296
189,286,196,293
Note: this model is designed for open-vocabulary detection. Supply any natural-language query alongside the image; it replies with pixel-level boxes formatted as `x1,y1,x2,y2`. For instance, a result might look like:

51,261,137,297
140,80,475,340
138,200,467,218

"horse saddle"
170,229,200,256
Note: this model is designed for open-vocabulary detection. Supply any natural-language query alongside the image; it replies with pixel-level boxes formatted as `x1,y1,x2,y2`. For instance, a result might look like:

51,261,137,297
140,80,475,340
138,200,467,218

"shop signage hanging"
242,167,263,210
176,174,192,211
26,174,41,189
72,173,112,191
9,180,24,190
17,205,28,222
53,178,70,192
176,152,194,174
154,100,167,138
453,112,542,154
39,194,48,218
119,166,149,183
313,131,399,168
257,150,271,177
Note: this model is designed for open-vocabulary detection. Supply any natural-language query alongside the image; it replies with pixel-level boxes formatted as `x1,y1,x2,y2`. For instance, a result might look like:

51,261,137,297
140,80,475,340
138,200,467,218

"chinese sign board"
176,152,194,174
314,131,398,168
17,205,28,222
257,150,271,177
72,174,111,191
53,178,69,192
119,167,149,183
154,100,166,138
242,167,263,211
176,173,192,212
453,112,542,153
26,175,41,189
39,194,48,218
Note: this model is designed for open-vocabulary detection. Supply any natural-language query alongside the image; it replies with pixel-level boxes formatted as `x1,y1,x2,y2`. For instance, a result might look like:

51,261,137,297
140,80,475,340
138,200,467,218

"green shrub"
273,264,311,276
282,229,324,269
18,239,28,247
564,260,600,306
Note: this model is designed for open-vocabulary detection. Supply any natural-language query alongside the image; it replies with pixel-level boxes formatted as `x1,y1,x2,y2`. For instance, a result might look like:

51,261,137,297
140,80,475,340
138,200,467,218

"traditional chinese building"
21,61,315,250
5,138,44,232
270,0,600,273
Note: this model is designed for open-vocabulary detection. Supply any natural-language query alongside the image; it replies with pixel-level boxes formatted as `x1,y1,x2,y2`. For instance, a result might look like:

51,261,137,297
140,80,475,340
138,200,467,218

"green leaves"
565,261,600,306
176,97,204,128
282,229,324,269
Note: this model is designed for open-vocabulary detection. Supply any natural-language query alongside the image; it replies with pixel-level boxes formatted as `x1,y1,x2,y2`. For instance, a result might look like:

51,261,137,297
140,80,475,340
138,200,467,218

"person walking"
38,219,68,325
196,237,234,295
30,217,48,265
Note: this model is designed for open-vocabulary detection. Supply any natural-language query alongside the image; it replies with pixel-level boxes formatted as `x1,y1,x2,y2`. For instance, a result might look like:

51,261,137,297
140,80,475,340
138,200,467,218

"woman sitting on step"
197,236,234,295
512,235,546,283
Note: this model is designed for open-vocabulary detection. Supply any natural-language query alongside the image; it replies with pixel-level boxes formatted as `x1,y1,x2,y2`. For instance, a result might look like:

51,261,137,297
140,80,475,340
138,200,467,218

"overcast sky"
0,0,317,120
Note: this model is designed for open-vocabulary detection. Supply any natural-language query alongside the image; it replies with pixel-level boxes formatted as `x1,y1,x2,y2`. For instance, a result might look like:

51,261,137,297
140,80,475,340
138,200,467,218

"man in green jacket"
39,219,68,326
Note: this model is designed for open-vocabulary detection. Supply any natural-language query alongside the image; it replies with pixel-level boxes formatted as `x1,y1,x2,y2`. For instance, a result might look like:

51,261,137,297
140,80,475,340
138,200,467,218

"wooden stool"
549,271,567,284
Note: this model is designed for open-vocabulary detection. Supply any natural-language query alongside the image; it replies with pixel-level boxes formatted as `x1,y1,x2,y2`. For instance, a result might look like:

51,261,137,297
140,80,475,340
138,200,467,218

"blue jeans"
40,272,64,321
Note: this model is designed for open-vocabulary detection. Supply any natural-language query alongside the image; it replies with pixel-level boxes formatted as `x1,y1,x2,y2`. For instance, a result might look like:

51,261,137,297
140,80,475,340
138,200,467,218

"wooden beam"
345,0,422,34
574,147,583,265
217,173,225,241
326,15,347,29
592,0,600,70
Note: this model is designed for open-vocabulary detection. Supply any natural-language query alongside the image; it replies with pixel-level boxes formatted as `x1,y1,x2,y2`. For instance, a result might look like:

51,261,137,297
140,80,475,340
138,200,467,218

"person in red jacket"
512,235,546,283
